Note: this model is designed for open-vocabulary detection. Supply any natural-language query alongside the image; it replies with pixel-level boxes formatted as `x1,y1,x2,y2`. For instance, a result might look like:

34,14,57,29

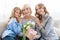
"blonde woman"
35,3,59,40
2,7,22,40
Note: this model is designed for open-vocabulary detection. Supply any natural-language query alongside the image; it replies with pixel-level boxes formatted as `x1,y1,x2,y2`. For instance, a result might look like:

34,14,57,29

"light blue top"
2,18,22,38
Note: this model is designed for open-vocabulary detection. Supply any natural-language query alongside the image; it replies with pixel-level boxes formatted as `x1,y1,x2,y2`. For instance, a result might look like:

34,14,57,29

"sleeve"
6,23,13,30
39,17,54,36
6,22,18,35
35,23,41,38
6,18,14,30
18,31,23,37
2,23,14,38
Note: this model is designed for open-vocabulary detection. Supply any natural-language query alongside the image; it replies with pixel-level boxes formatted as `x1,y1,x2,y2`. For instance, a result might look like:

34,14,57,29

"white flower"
31,22,35,25
27,21,31,24
28,21,31,23
26,26,30,30
24,25,26,28
27,22,30,24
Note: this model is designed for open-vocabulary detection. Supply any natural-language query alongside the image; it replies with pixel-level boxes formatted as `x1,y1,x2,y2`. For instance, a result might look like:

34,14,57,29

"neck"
24,15,31,19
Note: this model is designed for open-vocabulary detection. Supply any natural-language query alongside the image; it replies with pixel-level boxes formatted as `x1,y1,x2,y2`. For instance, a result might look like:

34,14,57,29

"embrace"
2,3,59,40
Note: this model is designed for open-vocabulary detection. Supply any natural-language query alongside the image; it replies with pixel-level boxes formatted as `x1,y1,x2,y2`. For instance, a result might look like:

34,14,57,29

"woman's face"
14,9,21,18
22,6,31,16
35,6,45,16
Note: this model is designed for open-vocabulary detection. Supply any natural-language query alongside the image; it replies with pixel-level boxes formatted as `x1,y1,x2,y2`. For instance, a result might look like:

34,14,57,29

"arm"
39,17,54,36
7,21,22,35
35,17,42,38
2,23,14,38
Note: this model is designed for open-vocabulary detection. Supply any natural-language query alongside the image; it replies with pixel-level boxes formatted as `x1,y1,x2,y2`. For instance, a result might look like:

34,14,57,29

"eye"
36,9,38,11
22,9,25,11
16,12,18,13
26,8,29,10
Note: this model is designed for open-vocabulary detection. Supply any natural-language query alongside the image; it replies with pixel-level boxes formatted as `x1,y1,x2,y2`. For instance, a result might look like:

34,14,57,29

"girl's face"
35,6,45,16
22,6,31,16
14,9,21,18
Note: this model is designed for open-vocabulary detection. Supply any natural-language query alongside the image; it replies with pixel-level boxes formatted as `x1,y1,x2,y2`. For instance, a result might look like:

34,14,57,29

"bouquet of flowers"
22,21,37,40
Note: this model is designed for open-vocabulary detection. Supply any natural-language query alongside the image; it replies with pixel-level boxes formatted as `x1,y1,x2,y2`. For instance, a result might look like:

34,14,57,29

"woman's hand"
25,29,37,40
33,35,40,39
25,30,34,40
36,17,43,27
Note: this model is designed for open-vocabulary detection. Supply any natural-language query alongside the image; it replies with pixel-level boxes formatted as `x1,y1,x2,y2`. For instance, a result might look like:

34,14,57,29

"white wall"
0,0,60,22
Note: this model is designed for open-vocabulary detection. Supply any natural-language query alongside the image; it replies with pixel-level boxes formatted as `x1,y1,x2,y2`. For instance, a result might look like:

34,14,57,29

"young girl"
2,7,22,40
35,3,59,40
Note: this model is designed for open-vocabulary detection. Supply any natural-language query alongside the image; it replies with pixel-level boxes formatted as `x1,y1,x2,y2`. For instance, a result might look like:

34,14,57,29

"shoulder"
8,18,17,25
47,16,54,24
49,16,54,22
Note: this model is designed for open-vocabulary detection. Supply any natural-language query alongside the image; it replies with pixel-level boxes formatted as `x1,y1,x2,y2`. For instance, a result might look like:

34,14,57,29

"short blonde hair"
22,4,32,15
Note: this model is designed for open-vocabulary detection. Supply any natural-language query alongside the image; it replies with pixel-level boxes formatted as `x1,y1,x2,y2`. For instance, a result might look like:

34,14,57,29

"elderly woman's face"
35,6,45,15
14,9,21,18
22,6,31,16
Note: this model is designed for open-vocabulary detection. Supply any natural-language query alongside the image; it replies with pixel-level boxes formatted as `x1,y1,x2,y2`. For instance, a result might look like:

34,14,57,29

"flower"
28,21,31,23
27,21,31,24
26,26,30,30
31,22,35,26
26,22,30,24
24,25,26,28
22,21,35,40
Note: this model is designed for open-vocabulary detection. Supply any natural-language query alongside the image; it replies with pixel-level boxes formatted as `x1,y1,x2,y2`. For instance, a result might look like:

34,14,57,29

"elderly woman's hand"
25,29,37,40
33,35,40,39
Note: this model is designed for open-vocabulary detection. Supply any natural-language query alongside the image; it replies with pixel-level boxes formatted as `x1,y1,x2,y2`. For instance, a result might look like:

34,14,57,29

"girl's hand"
33,35,40,39
36,17,42,26
36,17,41,26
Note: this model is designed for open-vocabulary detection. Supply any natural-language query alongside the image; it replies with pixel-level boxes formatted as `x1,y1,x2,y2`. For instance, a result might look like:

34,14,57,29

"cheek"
15,12,17,15
40,9,44,12
28,9,31,12
36,10,40,13
23,11,26,15
23,10,27,13
25,9,31,13
14,13,18,17
15,13,20,17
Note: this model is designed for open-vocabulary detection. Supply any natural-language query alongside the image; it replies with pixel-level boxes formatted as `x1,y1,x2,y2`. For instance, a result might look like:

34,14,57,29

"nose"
40,9,43,12
37,9,40,12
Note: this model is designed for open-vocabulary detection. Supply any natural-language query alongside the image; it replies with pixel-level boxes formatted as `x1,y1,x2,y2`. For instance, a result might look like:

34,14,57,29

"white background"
0,0,60,22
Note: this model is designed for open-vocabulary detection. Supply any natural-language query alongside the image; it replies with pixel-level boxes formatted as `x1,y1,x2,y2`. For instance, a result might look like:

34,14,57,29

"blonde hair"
35,3,49,15
35,3,49,21
8,7,21,22
22,4,32,15
10,7,21,19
